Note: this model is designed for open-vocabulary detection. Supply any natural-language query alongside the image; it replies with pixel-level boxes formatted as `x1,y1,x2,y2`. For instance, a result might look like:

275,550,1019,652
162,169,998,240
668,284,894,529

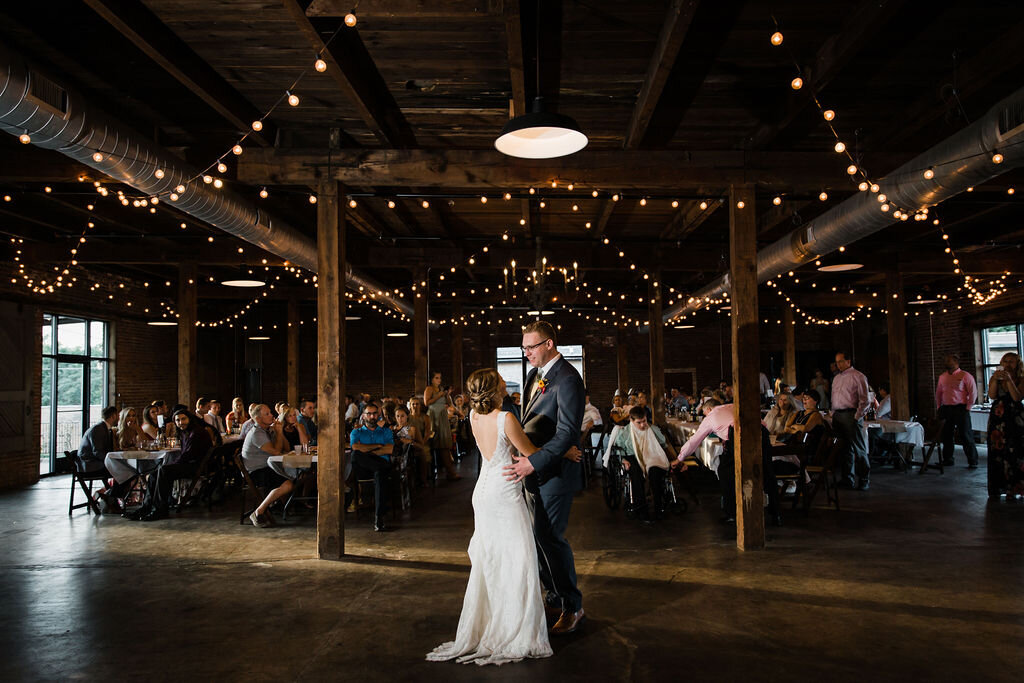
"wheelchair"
602,446,686,516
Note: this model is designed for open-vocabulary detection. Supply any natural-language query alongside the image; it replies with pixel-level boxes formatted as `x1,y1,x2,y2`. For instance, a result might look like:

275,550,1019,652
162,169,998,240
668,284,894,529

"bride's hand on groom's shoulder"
503,454,535,482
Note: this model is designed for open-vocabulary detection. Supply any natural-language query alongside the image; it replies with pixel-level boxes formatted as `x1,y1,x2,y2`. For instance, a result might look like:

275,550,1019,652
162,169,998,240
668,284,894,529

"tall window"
40,315,111,475
496,344,584,399
980,324,1023,385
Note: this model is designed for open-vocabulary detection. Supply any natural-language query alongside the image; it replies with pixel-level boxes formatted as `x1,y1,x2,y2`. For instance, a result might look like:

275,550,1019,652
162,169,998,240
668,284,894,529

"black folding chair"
67,450,105,516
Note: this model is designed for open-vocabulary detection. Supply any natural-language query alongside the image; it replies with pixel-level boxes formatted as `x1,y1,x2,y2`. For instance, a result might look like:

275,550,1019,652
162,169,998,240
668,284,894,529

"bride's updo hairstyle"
466,368,502,415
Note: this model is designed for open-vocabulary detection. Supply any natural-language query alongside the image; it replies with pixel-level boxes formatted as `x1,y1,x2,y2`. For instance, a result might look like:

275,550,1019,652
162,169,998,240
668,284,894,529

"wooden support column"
451,302,464,394
413,267,429,395
177,261,197,408
783,305,796,387
885,271,910,420
287,294,300,408
316,179,346,559
648,274,666,424
729,185,765,551
616,327,630,395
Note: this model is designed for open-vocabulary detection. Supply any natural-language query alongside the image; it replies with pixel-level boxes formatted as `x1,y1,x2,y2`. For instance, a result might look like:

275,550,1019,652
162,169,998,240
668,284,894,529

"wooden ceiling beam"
282,0,416,148
746,0,911,149
661,197,722,240
623,0,700,150
590,199,616,239
237,148,899,190
82,0,277,146
503,0,527,118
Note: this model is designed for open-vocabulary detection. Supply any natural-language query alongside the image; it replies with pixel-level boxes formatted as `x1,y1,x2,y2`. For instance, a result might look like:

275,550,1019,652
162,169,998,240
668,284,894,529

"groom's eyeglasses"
521,339,550,354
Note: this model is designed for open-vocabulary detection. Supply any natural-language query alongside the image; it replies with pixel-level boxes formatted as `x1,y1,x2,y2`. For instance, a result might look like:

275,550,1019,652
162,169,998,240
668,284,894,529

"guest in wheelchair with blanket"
611,405,680,522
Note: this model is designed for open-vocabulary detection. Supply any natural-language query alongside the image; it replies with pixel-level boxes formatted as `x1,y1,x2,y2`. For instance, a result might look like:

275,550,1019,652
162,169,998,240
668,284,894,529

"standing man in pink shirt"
935,353,979,468
830,351,871,490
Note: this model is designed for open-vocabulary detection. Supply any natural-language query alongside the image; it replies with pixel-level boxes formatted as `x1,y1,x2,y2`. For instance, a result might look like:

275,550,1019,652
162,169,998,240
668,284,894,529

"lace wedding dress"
427,410,553,666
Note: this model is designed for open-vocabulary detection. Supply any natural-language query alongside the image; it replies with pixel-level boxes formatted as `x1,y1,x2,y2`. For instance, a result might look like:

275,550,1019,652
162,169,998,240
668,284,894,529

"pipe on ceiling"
0,42,413,317
657,85,1024,326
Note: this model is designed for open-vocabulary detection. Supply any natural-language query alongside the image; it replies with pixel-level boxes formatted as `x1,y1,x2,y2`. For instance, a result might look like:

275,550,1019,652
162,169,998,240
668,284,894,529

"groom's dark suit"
521,355,585,613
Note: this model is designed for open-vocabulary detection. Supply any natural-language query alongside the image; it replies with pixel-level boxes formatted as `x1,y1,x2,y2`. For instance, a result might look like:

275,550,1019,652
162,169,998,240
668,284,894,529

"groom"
504,320,586,635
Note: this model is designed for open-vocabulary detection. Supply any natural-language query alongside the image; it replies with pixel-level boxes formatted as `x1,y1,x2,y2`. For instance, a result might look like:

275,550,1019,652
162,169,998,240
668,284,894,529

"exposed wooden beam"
747,0,911,149
591,199,617,239
503,0,527,118
282,0,416,148
238,148,893,190
875,20,1024,148
82,0,276,146
624,0,700,150
661,198,722,240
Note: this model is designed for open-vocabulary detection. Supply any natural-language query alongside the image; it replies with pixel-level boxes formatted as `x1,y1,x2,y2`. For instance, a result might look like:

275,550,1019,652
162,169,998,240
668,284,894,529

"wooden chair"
176,442,239,512
915,418,946,474
233,451,266,525
802,429,843,513
68,450,105,516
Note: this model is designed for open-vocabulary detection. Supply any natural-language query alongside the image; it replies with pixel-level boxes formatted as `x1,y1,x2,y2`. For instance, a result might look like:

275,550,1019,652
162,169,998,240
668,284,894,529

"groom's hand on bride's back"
563,446,582,463
503,454,535,482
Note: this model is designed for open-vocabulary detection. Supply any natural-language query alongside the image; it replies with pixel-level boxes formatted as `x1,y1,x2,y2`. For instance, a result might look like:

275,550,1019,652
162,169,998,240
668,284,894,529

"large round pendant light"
495,96,588,159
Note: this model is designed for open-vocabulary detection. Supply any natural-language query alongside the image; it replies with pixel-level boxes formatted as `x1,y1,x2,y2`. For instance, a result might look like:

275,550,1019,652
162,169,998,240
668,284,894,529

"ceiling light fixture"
222,279,266,288
817,263,864,272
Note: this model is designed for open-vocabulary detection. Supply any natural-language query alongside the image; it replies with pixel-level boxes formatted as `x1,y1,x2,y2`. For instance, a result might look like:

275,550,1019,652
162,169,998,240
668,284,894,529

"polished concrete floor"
2,447,1022,682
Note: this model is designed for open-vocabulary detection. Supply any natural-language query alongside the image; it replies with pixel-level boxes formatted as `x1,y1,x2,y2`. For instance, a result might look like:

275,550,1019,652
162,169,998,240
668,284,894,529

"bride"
427,368,553,666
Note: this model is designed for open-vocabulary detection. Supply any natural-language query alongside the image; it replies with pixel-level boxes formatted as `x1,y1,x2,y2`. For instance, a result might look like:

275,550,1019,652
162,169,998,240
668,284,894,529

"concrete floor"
2,447,1022,682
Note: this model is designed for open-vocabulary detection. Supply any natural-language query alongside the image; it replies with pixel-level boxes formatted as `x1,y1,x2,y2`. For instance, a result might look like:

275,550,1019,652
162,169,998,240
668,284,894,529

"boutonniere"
537,378,549,394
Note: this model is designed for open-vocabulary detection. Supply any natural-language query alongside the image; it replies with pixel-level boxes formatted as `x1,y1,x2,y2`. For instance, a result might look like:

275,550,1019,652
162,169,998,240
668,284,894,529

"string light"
315,58,327,72
770,31,784,46
287,92,300,107
344,12,357,27
791,77,803,90
252,120,263,131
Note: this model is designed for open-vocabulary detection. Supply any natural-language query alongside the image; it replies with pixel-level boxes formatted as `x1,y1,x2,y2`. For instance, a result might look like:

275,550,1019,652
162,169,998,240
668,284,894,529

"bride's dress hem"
425,641,553,667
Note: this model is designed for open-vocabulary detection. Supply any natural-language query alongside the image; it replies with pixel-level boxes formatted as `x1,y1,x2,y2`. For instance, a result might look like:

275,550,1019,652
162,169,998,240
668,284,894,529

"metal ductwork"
0,42,413,317
659,85,1024,324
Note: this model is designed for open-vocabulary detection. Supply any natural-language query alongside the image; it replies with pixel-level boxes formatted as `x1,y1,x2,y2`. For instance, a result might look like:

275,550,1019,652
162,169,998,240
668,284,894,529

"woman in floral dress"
986,352,1024,497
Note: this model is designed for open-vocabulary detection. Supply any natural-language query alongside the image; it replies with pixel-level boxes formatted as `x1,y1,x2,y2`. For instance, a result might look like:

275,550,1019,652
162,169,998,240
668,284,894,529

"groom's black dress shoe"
544,604,563,623
551,609,585,635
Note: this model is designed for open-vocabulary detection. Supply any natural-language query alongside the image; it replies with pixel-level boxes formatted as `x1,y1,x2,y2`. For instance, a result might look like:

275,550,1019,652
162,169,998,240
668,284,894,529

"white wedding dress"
427,410,553,666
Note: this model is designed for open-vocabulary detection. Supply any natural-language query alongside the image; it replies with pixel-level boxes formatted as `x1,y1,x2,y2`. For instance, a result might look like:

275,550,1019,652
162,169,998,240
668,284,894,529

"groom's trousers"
533,491,582,613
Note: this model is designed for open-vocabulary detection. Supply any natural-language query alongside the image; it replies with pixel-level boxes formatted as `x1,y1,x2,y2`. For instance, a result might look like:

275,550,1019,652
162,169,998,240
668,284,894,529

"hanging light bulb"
259,187,269,199
387,199,396,209
770,31,784,46
287,92,300,107
315,57,327,72
170,193,179,201
736,200,745,209
846,164,857,175
823,109,836,121
592,189,599,197
923,168,935,179
699,201,708,210
639,197,647,206
232,144,244,155
671,200,679,208
92,152,104,162
217,162,228,173
176,184,186,193
421,200,430,208
992,153,1004,164
344,12,357,27
480,195,488,203
819,191,828,201
870,183,880,193
858,181,869,191
252,120,263,131
213,178,224,188
309,195,317,204
19,132,31,144
834,141,846,153
772,196,782,206
612,193,620,201
349,199,357,208
504,192,512,200
791,77,803,90
203,175,213,184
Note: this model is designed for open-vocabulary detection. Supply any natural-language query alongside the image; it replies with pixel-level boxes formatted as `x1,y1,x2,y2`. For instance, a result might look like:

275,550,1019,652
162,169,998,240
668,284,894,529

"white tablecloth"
267,454,319,480
969,406,990,433
865,420,924,448
107,449,179,461
664,419,724,472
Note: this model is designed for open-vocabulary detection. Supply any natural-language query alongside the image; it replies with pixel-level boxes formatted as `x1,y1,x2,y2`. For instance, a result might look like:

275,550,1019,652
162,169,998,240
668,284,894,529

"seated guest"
151,400,169,429
239,403,260,439
394,404,430,486
764,392,797,435
78,406,119,508
141,404,163,441
873,382,891,420
350,404,395,532
225,396,248,432
116,407,147,450
278,404,310,449
635,391,654,423
129,409,213,521
345,394,361,427
205,399,226,434
582,392,603,433
674,399,780,526
785,389,825,437
609,393,629,426
697,387,715,411
380,401,397,429
724,383,735,403
670,388,689,413
614,406,678,521
195,397,211,421
297,398,317,445
242,404,294,527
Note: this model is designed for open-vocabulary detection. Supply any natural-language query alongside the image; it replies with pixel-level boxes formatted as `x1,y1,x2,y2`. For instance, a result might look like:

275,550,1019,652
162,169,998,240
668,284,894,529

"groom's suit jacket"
521,356,585,496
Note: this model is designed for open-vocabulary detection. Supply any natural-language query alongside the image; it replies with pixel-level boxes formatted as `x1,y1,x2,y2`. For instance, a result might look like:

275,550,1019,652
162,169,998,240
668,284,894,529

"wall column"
413,267,429,395
287,293,300,407
729,184,765,551
648,274,665,424
783,305,796,388
316,179,346,559
885,271,910,420
177,261,197,408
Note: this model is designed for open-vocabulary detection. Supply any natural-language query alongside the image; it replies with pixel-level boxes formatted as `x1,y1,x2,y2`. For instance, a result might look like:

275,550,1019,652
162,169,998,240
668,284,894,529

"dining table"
107,448,180,462
663,418,724,472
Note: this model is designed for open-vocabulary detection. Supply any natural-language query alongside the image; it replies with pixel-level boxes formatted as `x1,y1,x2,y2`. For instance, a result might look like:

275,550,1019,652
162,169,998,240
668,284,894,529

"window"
40,315,112,475
980,324,1023,386
496,344,585,401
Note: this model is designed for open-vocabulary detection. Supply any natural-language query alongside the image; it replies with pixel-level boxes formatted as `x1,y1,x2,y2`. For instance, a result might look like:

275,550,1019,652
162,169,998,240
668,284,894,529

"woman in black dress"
986,352,1024,497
